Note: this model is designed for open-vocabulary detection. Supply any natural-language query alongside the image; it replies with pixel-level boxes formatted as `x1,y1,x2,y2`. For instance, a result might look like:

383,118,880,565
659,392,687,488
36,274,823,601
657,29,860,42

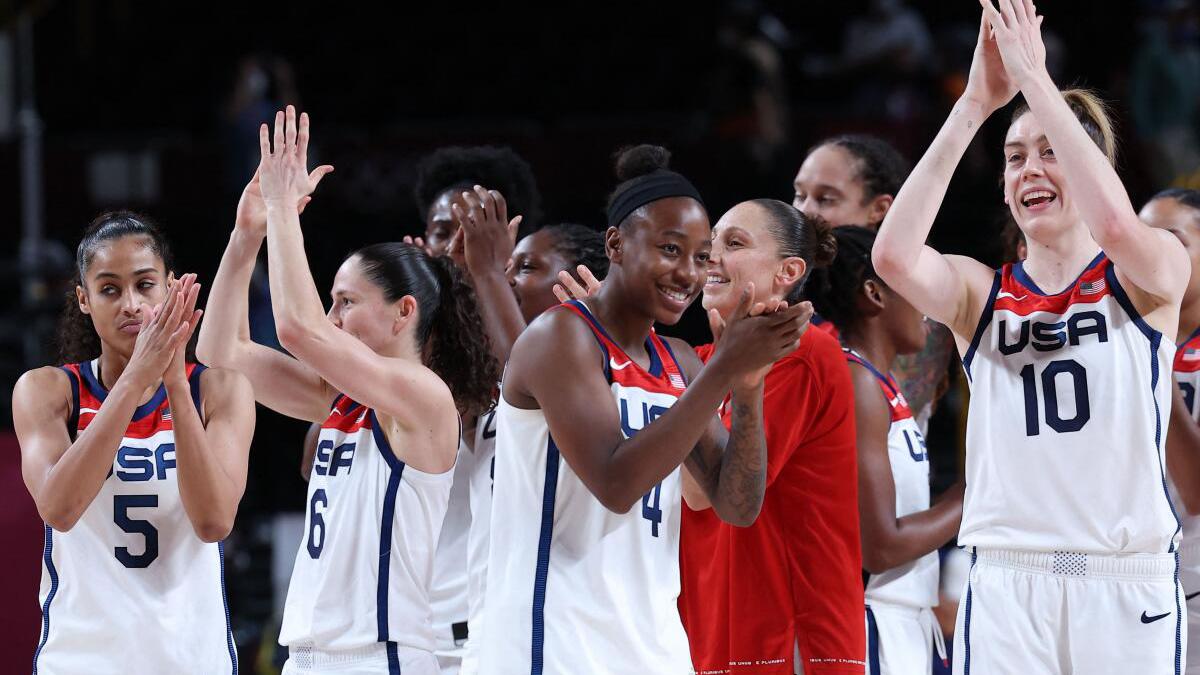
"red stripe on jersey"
322,395,373,433
557,301,687,395
65,361,204,439
1176,327,1200,374
844,350,913,423
993,254,1111,317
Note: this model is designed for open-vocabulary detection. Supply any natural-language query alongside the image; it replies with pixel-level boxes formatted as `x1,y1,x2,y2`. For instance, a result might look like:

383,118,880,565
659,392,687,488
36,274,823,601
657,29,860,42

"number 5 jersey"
960,253,1179,554
35,361,236,675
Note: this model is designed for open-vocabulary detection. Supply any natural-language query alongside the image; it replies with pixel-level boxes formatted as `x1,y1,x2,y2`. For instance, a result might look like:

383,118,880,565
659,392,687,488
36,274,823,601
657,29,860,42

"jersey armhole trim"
57,365,80,441
559,301,613,381
961,271,1002,381
188,363,208,415
658,337,688,386
369,409,407,473
1105,263,1164,344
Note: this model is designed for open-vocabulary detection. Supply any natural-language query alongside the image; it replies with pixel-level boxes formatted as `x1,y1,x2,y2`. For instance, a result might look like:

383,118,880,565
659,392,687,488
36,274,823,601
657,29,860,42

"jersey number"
307,489,328,559
114,494,158,568
642,482,662,537
1019,359,1091,436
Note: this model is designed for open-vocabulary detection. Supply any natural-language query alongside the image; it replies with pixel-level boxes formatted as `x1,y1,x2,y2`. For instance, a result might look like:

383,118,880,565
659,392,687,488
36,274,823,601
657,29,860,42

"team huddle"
15,2,1200,674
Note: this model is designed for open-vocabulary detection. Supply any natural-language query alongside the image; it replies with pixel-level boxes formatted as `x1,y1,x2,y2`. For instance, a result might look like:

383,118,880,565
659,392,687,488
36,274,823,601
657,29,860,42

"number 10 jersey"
960,253,1179,554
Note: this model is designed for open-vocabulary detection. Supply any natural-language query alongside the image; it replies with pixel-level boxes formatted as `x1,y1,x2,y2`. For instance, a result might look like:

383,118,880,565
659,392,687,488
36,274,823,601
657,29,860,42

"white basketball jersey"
1172,327,1200,586
459,406,497,675
960,254,1179,553
279,394,453,655
480,300,692,674
430,438,472,657
34,361,236,675
846,350,939,609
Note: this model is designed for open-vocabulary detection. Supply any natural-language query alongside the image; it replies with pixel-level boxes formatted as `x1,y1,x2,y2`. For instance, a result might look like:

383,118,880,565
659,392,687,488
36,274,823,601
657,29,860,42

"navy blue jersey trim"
218,541,239,674
32,526,58,674
58,366,80,441
370,410,406,473
188,363,208,412
564,300,613,381
376,460,405,642
1175,552,1183,675
566,300,662,381
962,271,1002,381
645,334,664,377
530,437,562,675
1105,263,1161,344
866,605,881,675
658,337,688,386
1181,325,1200,350
1150,332,1183,553
386,641,401,674
80,359,167,421
843,348,899,398
963,548,977,675
1012,251,1105,297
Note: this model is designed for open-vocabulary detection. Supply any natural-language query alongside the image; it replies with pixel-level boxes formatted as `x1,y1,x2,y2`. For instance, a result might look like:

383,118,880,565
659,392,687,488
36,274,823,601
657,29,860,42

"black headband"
606,170,705,229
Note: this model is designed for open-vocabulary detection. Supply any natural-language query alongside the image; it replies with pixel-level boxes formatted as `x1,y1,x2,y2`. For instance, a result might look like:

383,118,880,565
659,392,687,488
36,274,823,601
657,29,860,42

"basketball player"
14,212,255,674
874,2,1188,671
808,226,964,673
1141,188,1200,673
197,106,498,674
480,144,809,674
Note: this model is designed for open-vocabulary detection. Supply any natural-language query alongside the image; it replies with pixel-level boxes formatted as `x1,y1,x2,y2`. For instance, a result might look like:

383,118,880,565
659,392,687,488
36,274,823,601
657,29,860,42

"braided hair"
805,225,879,334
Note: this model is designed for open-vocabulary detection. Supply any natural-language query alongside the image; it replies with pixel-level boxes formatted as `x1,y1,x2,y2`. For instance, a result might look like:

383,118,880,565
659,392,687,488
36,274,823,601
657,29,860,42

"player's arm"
261,107,459,454
984,0,1187,309
675,340,768,527
458,185,527,364
851,365,962,572
1167,384,1200,515
166,366,255,542
300,422,321,482
195,170,333,423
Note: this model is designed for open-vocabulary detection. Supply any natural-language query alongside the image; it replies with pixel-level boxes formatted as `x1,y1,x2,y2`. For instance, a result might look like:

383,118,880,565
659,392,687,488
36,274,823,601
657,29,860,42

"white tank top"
480,300,692,674
430,438,472,651
1172,327,1200,584
846,350,939,609
459,405,497,675
34,361,237,675
960,254,1179,553
279,394,453,653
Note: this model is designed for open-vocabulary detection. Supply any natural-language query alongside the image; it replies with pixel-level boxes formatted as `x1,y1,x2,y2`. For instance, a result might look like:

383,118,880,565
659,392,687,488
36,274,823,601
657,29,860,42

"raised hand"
257,105,335,207
707,283,813,390
552,265,604,303
979,0,1048,90
963,7,1020,115
454,185,523,277
235,168,315,238
164,274,204,386
125,275,201,391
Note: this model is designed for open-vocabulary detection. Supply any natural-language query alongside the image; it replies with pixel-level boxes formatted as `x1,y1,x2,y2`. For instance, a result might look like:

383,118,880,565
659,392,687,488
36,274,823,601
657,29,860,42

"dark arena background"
1,1,1197,672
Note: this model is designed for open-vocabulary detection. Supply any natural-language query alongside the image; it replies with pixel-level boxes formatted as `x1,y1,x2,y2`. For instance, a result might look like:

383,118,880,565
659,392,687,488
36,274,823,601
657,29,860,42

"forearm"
165,381,241,542
196,230,261,366
265,202,329,339
866,493,962,573
700,385,767,526
1167,393,1200,515
472,269,528,364
39,382,142,529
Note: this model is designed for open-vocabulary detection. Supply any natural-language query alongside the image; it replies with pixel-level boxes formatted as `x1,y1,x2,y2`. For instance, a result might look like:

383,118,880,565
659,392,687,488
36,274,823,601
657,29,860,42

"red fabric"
679,328,864,674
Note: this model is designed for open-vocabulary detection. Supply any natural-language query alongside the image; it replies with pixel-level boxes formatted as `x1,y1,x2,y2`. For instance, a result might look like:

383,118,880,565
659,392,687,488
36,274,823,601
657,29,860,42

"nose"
675,254,703,290
505,260,517,288
119,287,141,316
796,196,819,218
1021,155,1045,180
327,304,341,328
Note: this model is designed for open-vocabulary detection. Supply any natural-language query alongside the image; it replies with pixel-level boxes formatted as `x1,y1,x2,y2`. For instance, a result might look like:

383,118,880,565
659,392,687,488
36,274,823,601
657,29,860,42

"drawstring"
924,607,948,667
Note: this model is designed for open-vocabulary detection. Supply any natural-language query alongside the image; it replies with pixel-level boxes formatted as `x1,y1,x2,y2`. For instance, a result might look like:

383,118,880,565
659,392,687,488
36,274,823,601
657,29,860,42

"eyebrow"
93,267,159,280
1004,135,1049,150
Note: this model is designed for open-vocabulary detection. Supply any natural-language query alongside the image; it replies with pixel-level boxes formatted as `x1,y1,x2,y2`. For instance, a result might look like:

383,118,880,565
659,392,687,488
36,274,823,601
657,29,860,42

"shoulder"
662,335,702,380
512,304,603,367
14,366,72,410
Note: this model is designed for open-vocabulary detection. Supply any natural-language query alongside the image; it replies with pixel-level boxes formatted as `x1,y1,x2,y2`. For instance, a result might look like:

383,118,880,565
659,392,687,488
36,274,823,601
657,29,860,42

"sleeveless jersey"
845,349,939,609
34,361,236,675
459,405,497,675
430,438,472,655
1172,327,1200,585
279,394,454,656
480,300,692,674
960,253,1179,553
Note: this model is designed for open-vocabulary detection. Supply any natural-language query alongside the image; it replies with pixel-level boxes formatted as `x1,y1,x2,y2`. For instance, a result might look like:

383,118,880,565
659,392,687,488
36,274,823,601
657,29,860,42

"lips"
705,273,730,286
657,284,694,312
1020,187,1057,210
119,321,142,335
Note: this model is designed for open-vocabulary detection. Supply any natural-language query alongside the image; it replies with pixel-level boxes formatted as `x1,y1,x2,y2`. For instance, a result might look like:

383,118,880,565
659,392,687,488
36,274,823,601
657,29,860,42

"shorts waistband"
864,601,925,617
287,643,398,669
973,547,1177,581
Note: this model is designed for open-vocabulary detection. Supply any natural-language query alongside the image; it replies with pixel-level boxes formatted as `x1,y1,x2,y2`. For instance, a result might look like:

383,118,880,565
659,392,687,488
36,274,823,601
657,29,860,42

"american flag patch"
1185,349,1200,362
1080,279,1106,295
162,408,172,421
668,372,686,390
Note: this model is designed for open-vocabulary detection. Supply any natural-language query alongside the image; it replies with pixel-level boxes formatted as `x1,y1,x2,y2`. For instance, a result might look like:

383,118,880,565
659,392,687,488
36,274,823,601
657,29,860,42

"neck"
1021,223,1102,293
98,348,135,390
588,278,656,357
843,322,897,375
1180,295,1200,344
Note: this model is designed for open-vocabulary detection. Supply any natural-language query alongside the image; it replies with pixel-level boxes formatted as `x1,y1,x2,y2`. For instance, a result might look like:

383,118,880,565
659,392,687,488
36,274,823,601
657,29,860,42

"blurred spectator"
1130,1,1200,187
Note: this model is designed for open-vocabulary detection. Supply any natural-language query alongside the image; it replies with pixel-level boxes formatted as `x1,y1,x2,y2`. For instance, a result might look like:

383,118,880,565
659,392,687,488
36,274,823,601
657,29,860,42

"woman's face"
612,197,711,325
1003,112,1079,242
506,229,572,323
327,256,406,354
76,236,170,357
703,202,803,319
424,188,471,257
879,283,929,355
1140,197,1200,307
793,144,887,227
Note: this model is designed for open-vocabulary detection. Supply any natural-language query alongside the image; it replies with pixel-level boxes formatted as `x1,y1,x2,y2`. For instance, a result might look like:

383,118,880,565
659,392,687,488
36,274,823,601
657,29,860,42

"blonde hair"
1011,88,1118,166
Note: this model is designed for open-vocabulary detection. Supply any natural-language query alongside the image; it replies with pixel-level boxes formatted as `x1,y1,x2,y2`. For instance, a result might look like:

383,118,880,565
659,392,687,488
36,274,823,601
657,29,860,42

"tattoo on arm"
894,324,956,416
689,393,767,524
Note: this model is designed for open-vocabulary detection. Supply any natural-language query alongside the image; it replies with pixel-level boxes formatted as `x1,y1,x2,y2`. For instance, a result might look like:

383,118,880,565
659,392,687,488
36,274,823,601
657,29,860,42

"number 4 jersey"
35,361,236,675
960,253,1179,554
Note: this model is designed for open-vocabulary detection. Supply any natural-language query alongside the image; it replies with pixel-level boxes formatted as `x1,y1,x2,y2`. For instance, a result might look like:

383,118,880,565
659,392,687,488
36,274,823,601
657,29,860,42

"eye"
661,243,680,256
818,195,838,205
101,285,118,296
696,251,711,263
1041,147,1055,158
137,280,155,291
727,238,743,248
341,297,353,307
1007,153,1023,164
793,192,806,203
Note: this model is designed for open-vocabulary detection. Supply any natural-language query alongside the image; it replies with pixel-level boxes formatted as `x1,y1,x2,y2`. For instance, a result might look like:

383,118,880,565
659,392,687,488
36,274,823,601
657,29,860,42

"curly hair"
413,145,542,235
353,242,500,418
57,211,174,364
810,134,911,204
805,225,879,334
541,223,611,281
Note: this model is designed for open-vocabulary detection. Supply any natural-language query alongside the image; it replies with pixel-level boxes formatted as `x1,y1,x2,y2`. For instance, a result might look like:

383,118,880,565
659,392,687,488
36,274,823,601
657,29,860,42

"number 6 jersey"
960,253,1179,554
35,360,236,675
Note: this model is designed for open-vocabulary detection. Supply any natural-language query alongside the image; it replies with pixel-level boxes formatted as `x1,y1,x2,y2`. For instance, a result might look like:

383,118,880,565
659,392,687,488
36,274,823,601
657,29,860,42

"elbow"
871,245,906,287
275,319,314,358
191,517,235,543
861,548,895,575
597,489,637,515
1090,215,1138,250
721,503,762,528
39,502,82,533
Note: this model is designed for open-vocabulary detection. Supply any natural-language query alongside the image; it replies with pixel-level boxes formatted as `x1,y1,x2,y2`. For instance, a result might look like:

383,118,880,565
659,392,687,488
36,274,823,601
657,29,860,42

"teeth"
1022,190,1055,205
661,288,688,302
706,275,728,284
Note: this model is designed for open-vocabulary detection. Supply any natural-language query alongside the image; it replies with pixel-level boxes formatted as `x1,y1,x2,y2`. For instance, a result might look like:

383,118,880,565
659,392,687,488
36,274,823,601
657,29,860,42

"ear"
859,278,887,317
867,194,893,226
76,285,91,316
392,295,420,336
605,226,623,265
774,256,808,292
166,270,176,285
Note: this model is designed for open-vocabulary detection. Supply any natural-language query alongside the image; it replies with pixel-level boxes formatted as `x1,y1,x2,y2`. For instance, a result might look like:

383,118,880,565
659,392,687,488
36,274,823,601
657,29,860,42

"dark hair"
1150,188,1200,213
605,144,705,229
1011,88,1117,166
747,199,837,304
352,243,499,417
57,211,174,364
540,223,610,280
413,145,542,236
810,134,911,203
805,225,879,333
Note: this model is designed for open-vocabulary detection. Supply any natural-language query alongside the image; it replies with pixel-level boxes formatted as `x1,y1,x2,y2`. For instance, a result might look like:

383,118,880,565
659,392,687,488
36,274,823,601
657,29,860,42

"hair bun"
811,215,838,269
614,144,671,182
